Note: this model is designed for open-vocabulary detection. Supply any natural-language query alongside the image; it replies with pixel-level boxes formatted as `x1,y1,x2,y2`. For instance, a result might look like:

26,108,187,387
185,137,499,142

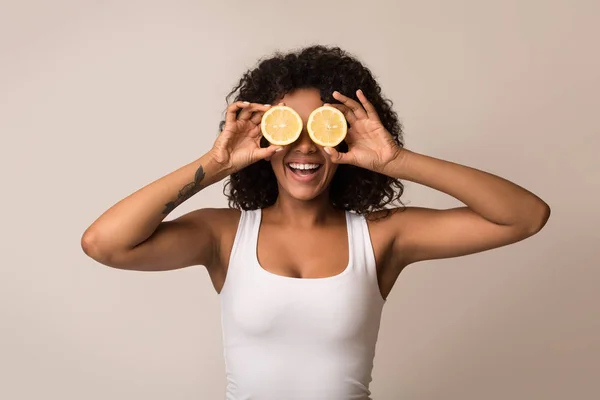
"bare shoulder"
188,207,241,293
364,207,425,268
189,207,241,269
362,208,407,267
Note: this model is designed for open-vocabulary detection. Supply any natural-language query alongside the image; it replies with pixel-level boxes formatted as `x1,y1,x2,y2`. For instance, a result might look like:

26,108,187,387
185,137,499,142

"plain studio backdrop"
1,0,598,399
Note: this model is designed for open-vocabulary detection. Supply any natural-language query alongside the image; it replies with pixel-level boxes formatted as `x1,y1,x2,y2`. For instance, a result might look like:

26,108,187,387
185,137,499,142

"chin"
286,186,327,202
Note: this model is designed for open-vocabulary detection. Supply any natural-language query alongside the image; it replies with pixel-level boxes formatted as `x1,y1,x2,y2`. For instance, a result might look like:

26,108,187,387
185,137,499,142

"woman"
81,45,550,399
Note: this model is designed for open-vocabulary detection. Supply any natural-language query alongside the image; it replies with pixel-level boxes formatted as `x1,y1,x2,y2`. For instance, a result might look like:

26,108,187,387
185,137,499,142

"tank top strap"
220,209,261,297
346,211,380,288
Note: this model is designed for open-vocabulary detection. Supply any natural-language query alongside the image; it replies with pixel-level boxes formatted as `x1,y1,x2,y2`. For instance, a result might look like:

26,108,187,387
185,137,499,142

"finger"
324,146,353,165
239,103,271,121
356,89,380,121
324,103,357,125
255,144,285,160
247,124,262,138
332,91,367,119
249,111,264,125
226,101,251,125
250,104,271,124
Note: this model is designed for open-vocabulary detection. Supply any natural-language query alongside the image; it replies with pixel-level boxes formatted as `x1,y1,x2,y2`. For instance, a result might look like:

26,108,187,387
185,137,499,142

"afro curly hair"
220,45,405,215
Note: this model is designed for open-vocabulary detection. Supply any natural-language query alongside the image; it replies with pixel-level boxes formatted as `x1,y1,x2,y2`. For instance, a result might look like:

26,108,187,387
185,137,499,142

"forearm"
385,149,550,230
82,152,228,255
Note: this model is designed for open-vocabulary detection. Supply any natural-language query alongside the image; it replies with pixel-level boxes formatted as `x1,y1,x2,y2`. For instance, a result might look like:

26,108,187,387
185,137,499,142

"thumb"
255,144,284,161
324,147,351,164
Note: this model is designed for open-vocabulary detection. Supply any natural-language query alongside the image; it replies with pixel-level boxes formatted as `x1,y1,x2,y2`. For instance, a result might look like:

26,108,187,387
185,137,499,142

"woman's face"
268,88,339,202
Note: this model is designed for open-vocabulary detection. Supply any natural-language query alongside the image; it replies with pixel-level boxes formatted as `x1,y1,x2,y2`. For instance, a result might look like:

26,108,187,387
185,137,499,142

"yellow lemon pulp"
261,106,303,145
307,106,348,147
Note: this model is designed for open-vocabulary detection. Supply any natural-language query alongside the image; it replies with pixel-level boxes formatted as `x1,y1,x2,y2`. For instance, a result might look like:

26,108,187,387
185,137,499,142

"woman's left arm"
326,90,551,265
380,149,551,264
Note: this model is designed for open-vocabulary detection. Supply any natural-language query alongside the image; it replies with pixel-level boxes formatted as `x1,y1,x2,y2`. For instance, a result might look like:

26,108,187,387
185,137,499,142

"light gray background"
1,1,598,399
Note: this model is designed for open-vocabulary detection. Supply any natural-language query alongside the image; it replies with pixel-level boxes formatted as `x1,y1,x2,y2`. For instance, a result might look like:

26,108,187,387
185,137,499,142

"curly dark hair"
219,45,405,215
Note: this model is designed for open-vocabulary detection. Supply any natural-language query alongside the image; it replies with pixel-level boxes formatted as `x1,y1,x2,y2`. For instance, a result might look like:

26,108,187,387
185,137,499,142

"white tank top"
219,209,386,400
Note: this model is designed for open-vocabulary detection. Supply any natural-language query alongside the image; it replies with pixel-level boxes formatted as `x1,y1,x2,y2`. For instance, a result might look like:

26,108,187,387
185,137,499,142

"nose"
290,128,317,154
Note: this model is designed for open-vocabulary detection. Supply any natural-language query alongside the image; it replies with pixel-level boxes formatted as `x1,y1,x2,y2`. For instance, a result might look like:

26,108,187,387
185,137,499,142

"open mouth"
286,162,323,177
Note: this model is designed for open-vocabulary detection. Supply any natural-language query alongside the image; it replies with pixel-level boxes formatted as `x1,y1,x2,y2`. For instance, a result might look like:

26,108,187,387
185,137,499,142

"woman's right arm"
81,153,231,271
81,101,280,272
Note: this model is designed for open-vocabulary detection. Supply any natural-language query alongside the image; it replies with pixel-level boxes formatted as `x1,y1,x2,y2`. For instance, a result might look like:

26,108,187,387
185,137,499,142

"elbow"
81,229,102,260
524,201,551,236
81,229,113,265
81,229,136,269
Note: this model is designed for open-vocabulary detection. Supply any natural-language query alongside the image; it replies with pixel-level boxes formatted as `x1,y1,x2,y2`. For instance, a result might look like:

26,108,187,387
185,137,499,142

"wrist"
201,151,235,183
381,147,411,178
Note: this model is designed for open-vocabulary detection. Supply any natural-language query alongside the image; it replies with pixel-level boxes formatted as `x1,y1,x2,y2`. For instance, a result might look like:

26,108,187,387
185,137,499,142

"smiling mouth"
286,162,323,177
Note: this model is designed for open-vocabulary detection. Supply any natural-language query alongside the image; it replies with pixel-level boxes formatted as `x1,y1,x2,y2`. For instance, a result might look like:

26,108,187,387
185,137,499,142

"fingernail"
324,147,331,154
243,101,250,104
264,104,271,107
275,147,284,152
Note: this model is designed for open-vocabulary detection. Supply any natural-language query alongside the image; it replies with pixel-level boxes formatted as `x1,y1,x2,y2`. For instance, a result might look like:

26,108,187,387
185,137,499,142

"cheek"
326,163,339,179
268,152,286,173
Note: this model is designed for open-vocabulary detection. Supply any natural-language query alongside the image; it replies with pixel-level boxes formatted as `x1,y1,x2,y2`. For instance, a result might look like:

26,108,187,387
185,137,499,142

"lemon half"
307,106,347,147
261,106,303,146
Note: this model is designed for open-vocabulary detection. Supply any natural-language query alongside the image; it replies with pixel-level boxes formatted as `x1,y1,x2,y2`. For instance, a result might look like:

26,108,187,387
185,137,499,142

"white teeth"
288,163,320,170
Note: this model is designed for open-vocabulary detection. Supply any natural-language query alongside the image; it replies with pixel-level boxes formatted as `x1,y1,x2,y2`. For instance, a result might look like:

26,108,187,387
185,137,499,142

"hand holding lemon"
209,102,283,174
325,90,402,173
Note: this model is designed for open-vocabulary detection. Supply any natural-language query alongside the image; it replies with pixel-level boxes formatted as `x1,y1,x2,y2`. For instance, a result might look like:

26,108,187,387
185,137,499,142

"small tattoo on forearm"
162,165,206,214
